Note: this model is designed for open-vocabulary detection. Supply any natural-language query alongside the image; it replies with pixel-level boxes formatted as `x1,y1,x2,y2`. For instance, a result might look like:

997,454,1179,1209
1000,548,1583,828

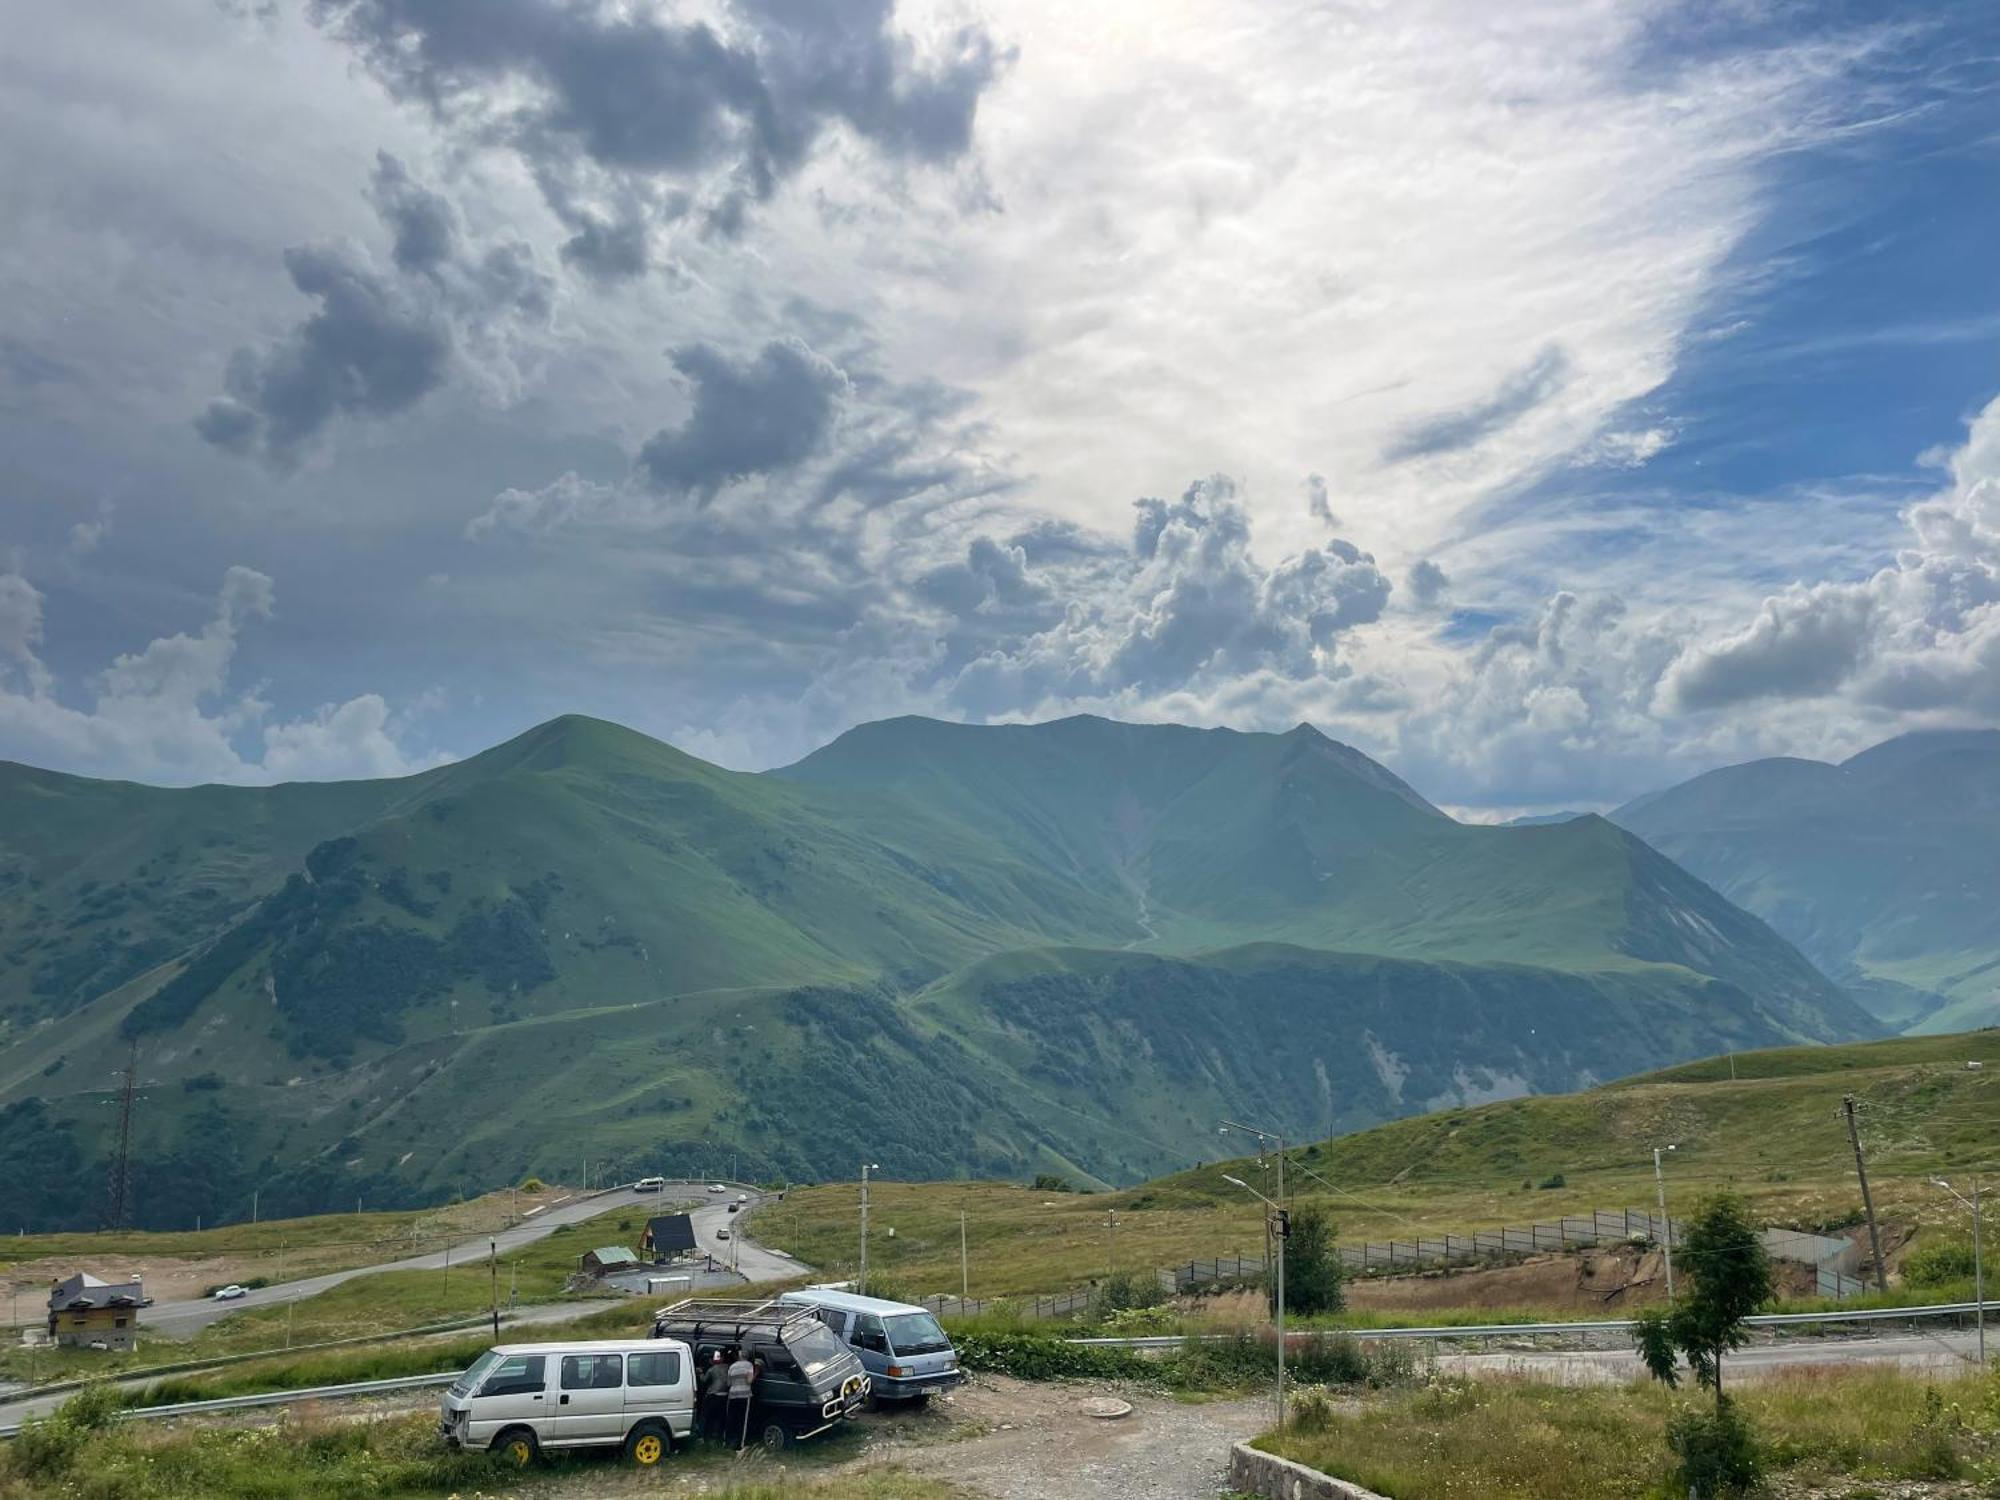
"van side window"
481,1354,545,1397
561,1353,624,1390
626,1351,681,1387
851,1313,889,1353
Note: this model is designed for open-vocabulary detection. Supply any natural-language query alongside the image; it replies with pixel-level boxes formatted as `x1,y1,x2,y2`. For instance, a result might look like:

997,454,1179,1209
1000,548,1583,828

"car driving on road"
211,1284,247,1301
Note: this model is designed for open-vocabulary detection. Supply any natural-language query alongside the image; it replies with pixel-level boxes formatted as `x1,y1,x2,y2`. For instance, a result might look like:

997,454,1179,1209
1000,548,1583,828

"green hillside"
0,712,1874,1230
758,1027,2000,1300
1614,728,2000,1034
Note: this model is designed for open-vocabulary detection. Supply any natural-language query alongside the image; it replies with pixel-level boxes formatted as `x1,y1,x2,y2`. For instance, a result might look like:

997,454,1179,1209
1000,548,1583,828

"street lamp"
1930,1176,1984,1367
1220,1115,1290,1432
1222,1174,1288,1431
1653,1145,1678,1300
859,1164,881,1294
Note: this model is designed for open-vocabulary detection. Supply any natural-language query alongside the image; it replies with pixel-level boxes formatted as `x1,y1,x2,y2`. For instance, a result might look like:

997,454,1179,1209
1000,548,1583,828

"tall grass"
0,1398,960,1500
1261,1366,2000,1499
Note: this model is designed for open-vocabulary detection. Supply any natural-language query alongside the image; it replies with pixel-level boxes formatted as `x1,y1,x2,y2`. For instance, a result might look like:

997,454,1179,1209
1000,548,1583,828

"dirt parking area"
540,1375,1271,1500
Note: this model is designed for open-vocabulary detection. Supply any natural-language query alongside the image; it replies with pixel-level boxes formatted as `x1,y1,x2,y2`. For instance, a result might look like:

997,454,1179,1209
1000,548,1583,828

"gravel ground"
869,1376,1269,1500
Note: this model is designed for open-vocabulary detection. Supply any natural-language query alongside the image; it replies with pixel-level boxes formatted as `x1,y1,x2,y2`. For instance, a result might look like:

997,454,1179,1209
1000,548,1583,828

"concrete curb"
1228,1440,1392,1500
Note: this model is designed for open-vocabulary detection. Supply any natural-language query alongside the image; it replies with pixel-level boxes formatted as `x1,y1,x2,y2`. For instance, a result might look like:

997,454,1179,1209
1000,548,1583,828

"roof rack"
650,1297,811,1336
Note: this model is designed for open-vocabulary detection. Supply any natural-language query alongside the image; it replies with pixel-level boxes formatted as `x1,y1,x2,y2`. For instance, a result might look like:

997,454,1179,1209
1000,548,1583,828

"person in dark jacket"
698,1348,730,1439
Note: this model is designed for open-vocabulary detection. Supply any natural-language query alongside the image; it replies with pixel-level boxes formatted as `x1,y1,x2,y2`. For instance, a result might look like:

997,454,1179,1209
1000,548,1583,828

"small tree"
1283,1203,1346,1316
1633,1191,1774,1408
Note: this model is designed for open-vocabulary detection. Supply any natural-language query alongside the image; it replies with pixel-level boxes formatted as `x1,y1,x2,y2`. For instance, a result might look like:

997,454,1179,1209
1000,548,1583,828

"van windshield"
883,1312,951,1356
449,1350,501,1397
785,1322,851,1377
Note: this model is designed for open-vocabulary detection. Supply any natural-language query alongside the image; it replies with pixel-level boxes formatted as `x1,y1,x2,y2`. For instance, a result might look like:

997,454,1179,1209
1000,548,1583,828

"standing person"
725,1345,757,1450
699,1349,730,1439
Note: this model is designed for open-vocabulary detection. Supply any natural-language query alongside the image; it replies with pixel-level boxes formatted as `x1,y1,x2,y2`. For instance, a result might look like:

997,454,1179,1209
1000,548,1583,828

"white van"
777,1289,962,1403
438,1338,695,1468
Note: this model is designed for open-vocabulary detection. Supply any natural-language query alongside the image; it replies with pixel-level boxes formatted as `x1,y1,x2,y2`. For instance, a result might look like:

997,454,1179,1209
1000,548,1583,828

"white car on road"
211,1284,248,1301
706,1183,726,1193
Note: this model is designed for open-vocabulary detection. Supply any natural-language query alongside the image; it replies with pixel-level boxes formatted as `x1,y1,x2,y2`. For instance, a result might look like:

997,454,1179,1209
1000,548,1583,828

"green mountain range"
1612,728,2000,1035
0,714,1872,1230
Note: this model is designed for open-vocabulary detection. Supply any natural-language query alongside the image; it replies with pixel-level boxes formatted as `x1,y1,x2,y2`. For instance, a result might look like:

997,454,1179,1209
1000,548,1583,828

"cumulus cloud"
0,565,447,784
305,0,1006,250
198,153,550,467
946,476,1392,713
1661,395,2000,716
639,338,849,499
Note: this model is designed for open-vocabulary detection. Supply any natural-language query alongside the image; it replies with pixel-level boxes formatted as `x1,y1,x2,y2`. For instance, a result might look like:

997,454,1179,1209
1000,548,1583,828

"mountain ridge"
0,711,1875,1230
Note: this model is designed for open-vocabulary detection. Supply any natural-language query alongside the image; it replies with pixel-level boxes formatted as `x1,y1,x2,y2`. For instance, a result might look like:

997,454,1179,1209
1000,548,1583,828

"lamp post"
1931,1176,1984,1366
859,1163,880,1294
1221,1116,1289,1432
1653,1145,1677,1300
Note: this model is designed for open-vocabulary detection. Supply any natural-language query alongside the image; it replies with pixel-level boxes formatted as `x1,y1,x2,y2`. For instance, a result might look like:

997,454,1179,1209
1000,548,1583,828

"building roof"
644,1213,697,1252
586,1245,640,1267
49,1271,149,1311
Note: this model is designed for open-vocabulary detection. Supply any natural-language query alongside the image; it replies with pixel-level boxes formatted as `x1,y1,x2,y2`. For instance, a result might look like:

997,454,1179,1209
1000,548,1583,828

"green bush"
1098,1269,1165,1314
9,1383,124,1478
1537,1172,1566,1190
953,1330,1150,1381
1667,1397,1762,1497
1289,1383,1342,1433
518,1176,546,1191
1902,1238,1977,1288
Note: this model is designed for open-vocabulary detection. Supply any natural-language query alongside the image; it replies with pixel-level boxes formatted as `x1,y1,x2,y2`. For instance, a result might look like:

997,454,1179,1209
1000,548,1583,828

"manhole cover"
1080,1397,1133,1420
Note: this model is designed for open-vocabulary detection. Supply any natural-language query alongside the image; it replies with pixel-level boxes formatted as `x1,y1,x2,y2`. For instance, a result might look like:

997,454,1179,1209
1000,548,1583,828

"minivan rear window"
562,1353,624,1390
626,1350,681,1388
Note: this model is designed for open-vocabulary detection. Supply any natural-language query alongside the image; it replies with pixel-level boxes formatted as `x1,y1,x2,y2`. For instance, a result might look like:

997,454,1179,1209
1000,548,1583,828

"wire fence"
923,1206,1870,1318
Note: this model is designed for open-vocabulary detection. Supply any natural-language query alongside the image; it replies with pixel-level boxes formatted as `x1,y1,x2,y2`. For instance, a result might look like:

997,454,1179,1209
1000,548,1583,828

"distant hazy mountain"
1613,729,2000,1034
0,713,1868,1229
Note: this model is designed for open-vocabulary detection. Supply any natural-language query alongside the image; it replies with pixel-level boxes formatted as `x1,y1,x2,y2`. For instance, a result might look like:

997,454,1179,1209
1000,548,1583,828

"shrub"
1289,1383,1342,1433
1666,1397,1761,1497
953,1329,1148,1381
1031,1173,1077,1193
9,1383,124,1477
1537,1172,1566,1190
1098,1269,1165,1314
1902,1237,1977,1288
1284,1203,1345,1316
518,1176,546,1191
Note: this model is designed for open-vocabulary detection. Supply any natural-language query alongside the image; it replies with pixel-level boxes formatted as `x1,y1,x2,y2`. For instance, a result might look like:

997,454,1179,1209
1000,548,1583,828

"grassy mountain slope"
1613,728,2000,1033
756,1027,2000,1299
0,712,1873,1229
784,716,1865,1040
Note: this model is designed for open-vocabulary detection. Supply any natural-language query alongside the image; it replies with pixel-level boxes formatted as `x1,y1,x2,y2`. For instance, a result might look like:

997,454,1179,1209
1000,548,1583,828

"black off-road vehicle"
648,1298,870,1451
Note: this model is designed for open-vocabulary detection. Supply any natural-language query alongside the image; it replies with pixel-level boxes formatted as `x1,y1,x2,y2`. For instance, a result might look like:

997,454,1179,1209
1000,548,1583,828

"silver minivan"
777,1289,962,1403
438,1337,695,1468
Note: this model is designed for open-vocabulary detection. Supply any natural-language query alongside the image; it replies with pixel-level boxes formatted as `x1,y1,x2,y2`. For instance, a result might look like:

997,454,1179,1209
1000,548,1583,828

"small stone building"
48,1271,149,1352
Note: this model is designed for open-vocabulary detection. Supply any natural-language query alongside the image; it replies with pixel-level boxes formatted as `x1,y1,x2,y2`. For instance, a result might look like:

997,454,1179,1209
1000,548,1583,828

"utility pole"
252,1189,259,1225
1842,1095,1888,1291
489,1240,500,1341
1106,1210,1119,1282
1222,1118,1287,1431
859,1163,879,1293
1930,1176,1984,1366
960,1211,970,1303
1653,1146,1677,1300
104,1040,139,1230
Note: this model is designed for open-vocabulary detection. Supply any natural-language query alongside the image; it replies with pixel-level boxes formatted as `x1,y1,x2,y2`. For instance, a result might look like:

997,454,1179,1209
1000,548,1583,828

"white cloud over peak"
0,567,447,785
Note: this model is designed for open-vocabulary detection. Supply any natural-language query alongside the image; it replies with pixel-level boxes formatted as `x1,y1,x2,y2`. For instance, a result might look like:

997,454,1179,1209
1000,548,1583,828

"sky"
2,0,1998,815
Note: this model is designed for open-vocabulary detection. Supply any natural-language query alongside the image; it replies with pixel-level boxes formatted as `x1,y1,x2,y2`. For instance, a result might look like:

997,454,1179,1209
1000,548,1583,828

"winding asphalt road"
139,1180,783,1339
0,1180,806,1428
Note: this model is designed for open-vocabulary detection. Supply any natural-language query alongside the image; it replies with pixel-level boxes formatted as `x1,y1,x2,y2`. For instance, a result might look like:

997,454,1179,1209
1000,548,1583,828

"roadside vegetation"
1263,1367,2000,1499
0,1388,960,1500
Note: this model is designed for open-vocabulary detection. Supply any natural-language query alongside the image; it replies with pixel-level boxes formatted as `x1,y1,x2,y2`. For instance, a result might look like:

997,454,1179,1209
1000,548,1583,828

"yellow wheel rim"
635,1434,663,1465
505,1439,532,1466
